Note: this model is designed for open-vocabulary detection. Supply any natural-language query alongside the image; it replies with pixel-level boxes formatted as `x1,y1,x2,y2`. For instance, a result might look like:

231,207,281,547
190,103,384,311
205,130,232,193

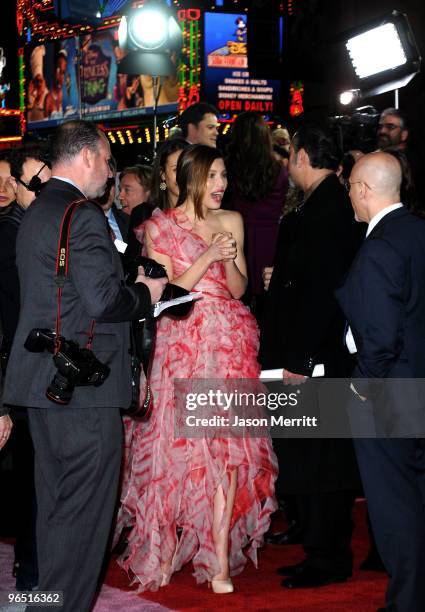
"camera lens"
46,373,74,405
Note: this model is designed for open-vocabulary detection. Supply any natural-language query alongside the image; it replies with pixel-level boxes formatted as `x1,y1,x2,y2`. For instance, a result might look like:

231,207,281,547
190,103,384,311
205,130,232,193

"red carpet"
104,499,387,611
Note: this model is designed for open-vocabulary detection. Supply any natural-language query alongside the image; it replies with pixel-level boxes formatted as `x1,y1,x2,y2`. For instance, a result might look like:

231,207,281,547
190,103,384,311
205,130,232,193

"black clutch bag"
129,255,193,318
124,256,195,419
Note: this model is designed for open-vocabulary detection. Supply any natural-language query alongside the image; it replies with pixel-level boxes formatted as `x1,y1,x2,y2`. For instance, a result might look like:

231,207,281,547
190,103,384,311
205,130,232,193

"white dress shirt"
52,175,86,197
105,207,124,242
365,202,403,238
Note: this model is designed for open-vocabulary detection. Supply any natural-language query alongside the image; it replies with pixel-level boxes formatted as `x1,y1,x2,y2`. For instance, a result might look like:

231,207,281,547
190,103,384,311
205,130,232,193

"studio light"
117,0,182,156
346,23,407,79
343,10,421,98
339,89,361,106
128,9,168,50
118,1,182,76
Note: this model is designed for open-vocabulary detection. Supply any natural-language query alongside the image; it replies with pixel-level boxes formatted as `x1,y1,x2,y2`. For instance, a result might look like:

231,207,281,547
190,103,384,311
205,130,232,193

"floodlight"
117,1,182,157
346,23,407,79
339,89,361,106
118,3,181,56
128,9,169,50
342,11,421,97
118,2,182,76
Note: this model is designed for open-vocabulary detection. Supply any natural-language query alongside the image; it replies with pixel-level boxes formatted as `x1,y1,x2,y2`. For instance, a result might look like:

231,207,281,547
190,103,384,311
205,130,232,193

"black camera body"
127,255,193,317
137,255,167,279
126,255,167,285
25,328,110,405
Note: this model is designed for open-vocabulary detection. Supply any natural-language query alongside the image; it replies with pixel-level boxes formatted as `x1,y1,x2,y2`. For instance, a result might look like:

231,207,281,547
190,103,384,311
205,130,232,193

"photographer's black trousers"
27,406,122,612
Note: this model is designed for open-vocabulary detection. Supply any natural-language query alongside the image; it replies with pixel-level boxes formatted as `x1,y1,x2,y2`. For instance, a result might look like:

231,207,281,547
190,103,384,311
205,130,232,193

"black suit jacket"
0,202,24,343
261,173,363,376
335,206,425,434
260,174,363,493
125,202,154,265
2,179,151,413
336,206,425,379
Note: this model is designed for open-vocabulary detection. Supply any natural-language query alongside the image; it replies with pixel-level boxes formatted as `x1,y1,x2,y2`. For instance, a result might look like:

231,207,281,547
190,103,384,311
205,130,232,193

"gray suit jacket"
2,178,151,413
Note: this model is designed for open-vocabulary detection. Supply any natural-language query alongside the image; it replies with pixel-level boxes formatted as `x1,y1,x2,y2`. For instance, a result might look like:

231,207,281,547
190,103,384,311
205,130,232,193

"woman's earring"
159,181,167,191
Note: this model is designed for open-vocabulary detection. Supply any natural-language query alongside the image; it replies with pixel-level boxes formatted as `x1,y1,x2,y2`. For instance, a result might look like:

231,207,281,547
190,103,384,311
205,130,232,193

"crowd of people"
0,102,424,612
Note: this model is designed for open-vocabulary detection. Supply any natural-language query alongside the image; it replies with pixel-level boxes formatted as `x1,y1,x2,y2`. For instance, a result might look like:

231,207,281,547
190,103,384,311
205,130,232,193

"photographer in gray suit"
2,120,166,612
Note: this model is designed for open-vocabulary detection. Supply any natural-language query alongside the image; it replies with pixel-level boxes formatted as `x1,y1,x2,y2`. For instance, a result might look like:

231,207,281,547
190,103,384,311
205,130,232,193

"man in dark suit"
2,120,166,612
261,124,362,588
336,151,425,612
0,143,52,591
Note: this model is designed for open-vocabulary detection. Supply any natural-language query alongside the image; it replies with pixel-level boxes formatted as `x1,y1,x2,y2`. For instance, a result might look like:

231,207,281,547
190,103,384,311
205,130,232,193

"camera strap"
54,198,96,352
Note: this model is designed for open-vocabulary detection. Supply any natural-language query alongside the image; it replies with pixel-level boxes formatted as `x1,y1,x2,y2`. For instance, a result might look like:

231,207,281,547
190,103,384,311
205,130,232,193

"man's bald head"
349,152,402,223
353,152,402,197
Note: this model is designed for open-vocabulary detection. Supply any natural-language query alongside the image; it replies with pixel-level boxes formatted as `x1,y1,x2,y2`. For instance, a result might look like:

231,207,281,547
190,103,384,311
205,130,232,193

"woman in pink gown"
115,145,277,593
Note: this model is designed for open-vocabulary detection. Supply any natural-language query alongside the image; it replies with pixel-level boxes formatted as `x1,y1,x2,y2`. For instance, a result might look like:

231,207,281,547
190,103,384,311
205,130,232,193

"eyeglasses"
377,122,402,132
345,180,373,192
17,164,48,195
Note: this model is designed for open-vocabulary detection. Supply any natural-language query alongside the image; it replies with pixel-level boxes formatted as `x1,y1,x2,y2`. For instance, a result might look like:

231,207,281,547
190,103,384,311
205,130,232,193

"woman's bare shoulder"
212,208,243,227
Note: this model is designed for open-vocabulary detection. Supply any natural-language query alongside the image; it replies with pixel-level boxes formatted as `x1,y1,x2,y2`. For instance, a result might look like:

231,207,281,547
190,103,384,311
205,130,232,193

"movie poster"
80,30,118,116
26,28,179,127
204,12,280,116
26,39,79,125
0,46,11,109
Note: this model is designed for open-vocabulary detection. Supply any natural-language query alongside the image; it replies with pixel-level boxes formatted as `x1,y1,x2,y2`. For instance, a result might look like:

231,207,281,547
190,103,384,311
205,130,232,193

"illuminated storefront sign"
204,12,280,117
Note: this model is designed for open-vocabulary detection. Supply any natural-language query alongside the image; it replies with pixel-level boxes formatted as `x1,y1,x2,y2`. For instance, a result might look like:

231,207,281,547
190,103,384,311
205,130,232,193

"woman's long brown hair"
226,112,281,201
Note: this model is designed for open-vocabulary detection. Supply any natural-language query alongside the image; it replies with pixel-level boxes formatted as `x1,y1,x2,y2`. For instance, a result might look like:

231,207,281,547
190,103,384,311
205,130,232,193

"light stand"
152,75,159,156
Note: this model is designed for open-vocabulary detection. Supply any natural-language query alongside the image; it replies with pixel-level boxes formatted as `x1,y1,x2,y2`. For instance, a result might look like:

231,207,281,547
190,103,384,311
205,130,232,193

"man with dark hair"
261,123,363,589
0,144,51,592
2,120,166,612
49,118,103,167
376,107,408,150
9,144,51,208
1,143,51,378
178,102,219,147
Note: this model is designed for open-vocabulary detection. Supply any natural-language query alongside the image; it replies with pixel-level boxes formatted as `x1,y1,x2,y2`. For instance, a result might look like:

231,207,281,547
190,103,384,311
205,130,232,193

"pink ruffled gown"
115,208,278,591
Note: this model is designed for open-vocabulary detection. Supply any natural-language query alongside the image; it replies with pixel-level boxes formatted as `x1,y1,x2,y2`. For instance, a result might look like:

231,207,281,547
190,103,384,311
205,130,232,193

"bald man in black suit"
336,151,425,612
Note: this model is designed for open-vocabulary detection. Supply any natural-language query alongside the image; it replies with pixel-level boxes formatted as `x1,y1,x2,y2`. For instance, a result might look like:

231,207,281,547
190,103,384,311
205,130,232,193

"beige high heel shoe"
160,549,177,586
209,578,234,594
160,568,171,587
